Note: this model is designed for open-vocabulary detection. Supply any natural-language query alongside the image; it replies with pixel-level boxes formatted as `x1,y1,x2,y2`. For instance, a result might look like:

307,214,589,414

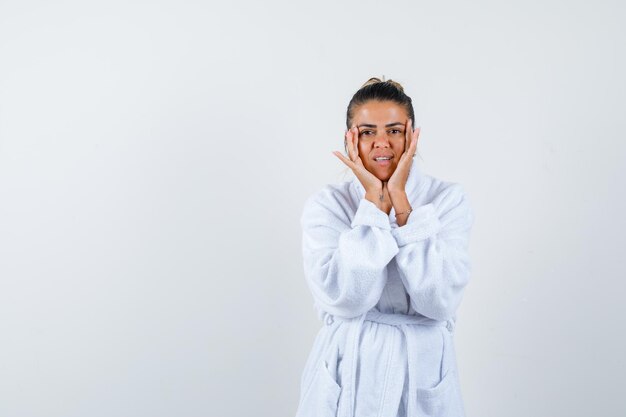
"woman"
295,78,474,417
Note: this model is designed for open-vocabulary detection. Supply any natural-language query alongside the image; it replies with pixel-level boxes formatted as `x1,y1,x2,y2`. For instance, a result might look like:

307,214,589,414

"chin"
374,171,393,182
366,165,396,182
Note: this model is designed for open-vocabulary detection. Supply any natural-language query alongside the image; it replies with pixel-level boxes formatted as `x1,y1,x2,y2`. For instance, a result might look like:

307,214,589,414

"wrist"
390,190,411,219
388,189,408,206
388,188,406,199
364,190,383,208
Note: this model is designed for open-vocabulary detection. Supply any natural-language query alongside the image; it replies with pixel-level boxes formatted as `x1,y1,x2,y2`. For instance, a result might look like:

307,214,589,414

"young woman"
295,78,475,417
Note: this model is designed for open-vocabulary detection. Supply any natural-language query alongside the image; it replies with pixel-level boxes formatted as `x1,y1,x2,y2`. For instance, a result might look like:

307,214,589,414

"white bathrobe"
295,157,474,417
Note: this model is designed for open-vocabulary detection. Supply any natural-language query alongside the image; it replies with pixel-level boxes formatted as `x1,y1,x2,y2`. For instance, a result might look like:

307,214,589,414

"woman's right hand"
332,126,385,205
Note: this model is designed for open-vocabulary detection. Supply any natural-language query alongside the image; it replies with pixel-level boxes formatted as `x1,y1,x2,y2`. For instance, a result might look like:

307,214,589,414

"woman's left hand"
387,120,420,194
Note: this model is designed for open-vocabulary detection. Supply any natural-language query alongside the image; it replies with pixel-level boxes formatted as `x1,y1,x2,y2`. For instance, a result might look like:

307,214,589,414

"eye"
360,130,374,136
389,129,403,135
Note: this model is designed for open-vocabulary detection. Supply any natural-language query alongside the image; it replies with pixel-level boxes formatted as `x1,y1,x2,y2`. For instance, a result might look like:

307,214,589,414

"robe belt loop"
326,310,451,417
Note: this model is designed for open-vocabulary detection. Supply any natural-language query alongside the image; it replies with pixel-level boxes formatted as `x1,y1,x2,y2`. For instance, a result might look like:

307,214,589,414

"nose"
373,131,391,148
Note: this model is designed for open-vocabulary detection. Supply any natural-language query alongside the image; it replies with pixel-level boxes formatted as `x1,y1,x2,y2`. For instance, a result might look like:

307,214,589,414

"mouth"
373,156,393,167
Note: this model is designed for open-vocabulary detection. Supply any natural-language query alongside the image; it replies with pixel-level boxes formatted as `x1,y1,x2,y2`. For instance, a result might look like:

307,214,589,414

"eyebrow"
357,122,405,128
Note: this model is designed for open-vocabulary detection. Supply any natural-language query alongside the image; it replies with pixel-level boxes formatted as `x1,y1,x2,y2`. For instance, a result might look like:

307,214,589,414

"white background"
1,1,624,416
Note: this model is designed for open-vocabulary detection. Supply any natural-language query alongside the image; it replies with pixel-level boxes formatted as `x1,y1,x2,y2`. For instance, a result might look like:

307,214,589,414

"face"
350,100,410,182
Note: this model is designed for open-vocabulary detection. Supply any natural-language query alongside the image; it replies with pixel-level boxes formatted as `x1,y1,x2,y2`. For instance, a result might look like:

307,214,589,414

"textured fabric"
295,158,475,417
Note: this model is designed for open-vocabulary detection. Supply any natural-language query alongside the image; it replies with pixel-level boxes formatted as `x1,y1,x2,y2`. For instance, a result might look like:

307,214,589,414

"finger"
352,126,359,160
333,150,355,168
404,119,410,154
346,128,357,162
411,126,420,153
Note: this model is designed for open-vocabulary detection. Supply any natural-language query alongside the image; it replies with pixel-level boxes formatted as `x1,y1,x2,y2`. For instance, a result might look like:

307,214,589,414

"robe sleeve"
300,192,400,319
390,183,475,321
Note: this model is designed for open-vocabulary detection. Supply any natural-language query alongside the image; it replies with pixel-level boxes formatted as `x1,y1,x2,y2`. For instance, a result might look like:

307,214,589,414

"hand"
387,120,419,195
332,126,384,197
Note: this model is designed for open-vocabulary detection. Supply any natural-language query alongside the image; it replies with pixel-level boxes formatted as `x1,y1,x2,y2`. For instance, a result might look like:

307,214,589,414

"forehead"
352,100,408,124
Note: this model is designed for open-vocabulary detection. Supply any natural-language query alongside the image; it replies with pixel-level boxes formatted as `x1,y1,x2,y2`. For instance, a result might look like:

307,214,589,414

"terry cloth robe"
295,158,474,417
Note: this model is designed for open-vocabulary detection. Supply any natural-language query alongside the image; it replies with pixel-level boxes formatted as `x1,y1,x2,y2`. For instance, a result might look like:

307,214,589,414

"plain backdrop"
1,1,625,416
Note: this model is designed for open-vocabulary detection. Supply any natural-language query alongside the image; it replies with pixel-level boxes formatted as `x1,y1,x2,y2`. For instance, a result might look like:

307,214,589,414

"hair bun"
360,76,405,93
360,77,383,88
386,79,405,93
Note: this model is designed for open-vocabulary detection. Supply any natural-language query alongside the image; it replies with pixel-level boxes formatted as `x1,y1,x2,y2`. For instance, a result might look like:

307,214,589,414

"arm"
390,183,475,321
300,191,400,319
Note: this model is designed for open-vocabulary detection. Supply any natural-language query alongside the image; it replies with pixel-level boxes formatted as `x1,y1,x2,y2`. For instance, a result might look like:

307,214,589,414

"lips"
373,155,393,167
373,154,393,161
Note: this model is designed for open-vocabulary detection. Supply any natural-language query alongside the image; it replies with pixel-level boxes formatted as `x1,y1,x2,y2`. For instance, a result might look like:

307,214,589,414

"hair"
344,77,416,153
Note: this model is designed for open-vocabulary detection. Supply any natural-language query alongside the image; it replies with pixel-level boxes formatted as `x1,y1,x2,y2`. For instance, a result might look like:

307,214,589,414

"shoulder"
300,181,355,227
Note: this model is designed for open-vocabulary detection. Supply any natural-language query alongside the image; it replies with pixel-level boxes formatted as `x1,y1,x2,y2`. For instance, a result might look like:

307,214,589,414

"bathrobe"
295,157,474,417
